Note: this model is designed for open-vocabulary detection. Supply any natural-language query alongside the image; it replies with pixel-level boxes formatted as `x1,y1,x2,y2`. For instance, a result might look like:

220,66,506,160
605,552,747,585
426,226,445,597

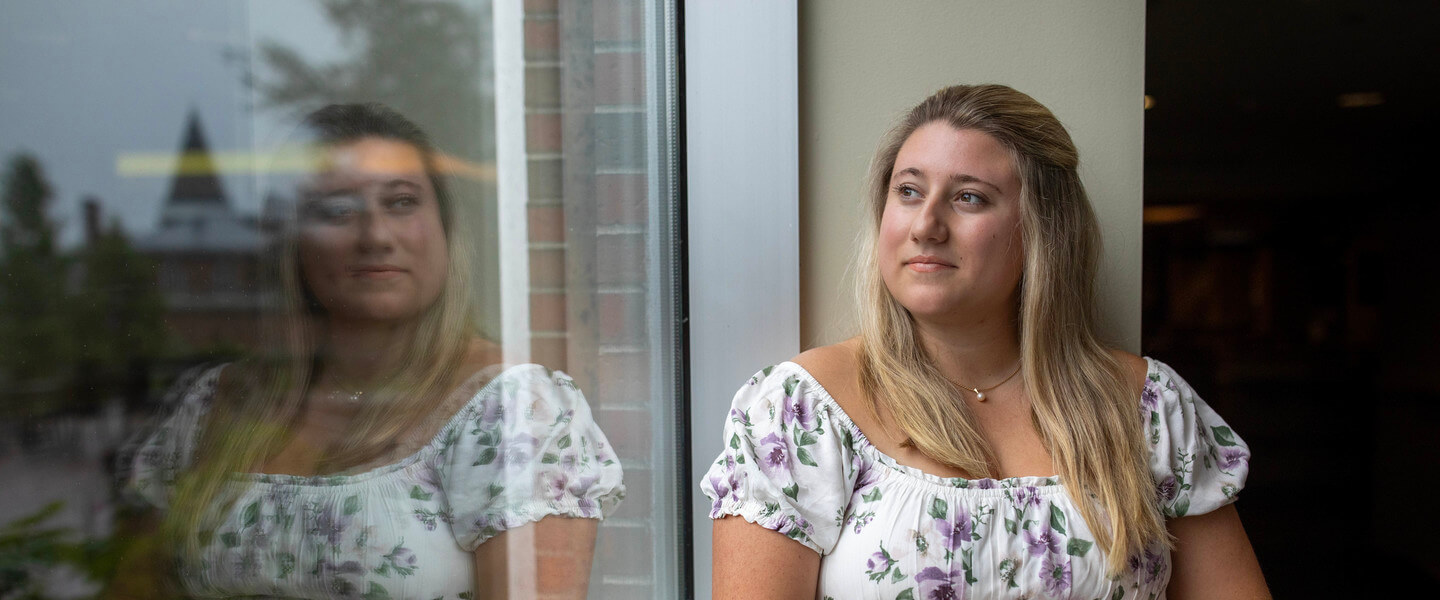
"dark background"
1143,0,1440,595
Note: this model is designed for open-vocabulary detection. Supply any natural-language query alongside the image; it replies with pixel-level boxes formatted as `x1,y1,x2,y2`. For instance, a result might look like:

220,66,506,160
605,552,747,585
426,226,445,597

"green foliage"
69,220,167,370
254,0,493,162
0,501,118,599
0,154,169,417
0,155,71,387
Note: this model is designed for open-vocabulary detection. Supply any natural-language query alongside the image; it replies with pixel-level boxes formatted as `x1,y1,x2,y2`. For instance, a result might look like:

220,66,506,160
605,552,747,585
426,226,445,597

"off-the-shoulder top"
125,363,624,599
701,357,1249,600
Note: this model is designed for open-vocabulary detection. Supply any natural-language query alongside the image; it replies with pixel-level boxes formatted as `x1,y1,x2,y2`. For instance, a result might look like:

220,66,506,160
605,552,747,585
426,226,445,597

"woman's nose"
909,199,949,243
356,209,396,251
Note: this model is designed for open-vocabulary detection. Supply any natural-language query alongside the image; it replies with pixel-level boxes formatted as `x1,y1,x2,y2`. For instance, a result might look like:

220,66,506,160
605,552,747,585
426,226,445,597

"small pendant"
974,389,986,401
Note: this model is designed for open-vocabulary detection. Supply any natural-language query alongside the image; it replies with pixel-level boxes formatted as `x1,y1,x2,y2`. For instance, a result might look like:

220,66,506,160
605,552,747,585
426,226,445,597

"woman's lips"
350,265,406,279
905,255,955,272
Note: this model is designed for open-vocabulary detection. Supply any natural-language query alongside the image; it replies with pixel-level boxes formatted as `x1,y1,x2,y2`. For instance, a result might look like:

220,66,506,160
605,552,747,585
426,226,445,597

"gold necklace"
960,362,1022,401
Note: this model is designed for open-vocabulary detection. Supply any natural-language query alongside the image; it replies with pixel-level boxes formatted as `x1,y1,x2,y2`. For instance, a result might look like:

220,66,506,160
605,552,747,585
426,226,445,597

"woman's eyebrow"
949,173,1001,192
383,178,423,190
893,167,1001,192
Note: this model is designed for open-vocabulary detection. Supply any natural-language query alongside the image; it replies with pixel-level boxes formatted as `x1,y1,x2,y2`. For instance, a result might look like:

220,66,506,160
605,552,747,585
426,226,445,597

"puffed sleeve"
1143,359,1251,518
700,363,859,554
119,364,224,510
439,365,625,551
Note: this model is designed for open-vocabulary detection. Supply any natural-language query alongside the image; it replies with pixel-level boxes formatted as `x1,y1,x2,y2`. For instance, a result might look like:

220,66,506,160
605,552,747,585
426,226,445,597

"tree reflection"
254,0,494,164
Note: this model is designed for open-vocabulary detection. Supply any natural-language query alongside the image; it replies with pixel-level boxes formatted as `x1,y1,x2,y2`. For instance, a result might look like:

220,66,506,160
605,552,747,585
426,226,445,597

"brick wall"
523,1,659,597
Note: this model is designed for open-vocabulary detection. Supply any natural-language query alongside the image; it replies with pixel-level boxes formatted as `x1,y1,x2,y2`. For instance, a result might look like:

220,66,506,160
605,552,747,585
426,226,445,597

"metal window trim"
683,2,801,598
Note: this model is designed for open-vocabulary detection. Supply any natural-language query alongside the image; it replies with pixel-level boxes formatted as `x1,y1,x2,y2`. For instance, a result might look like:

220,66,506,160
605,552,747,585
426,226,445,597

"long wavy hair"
854,84,1166,573
164,103,481,570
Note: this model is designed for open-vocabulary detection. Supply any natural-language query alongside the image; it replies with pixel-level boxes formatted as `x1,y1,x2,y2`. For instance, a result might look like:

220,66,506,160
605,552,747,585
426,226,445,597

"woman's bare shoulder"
1109,348,1149,392
791,338,867,415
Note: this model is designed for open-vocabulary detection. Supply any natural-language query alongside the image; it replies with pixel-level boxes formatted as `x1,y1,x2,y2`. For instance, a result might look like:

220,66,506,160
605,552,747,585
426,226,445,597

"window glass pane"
0,1,683,597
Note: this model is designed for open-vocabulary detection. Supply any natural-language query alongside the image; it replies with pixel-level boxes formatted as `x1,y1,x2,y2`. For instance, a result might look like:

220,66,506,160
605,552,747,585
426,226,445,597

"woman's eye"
957,192,985,205
387,195,420,211
893,184,921,200
304,196,361,223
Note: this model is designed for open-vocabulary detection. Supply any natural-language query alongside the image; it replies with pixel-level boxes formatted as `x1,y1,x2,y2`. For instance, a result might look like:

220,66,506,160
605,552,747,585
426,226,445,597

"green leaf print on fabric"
783,483,800,501
541,453,560,464
929,497,948,520
863,487,883,503
797,448,819,467
783,375,799,397
277,552,295,579
1173,496,1190,517
762,365,775,377
762,502,780,518
344,495,362,516
1111,586,1126,600
473,447,498,466
410,486,434,501
1066,538,1093,557
241,501,259,527
730,433,741,449
896,589,915,600
220,532,238,548
1049,504,1067,535
998,557,1020,589
362,581,392,600
866,543,898,581
1211,425,1237,446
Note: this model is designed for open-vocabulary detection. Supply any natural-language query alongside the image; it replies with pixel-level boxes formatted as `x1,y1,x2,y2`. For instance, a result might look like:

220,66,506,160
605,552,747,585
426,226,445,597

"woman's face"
297,136,449,324
877,123,1025,325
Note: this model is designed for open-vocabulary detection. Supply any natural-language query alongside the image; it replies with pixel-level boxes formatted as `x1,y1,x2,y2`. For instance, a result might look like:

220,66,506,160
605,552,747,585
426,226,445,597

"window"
0,1,684,597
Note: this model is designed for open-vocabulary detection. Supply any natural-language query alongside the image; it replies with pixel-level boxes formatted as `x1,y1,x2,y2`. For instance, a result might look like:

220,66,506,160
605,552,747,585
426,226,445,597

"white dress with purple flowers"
125,363,624,599
701,358,1249,600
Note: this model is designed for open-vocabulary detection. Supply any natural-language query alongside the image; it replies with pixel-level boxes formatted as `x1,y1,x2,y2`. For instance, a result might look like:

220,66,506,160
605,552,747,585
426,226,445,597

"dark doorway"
1144,0,1440,595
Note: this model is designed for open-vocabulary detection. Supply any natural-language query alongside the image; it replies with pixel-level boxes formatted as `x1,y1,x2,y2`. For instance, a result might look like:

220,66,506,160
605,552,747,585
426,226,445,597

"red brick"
524,0,557,12
527,205,565,243
593,524,653,578
529,248,565,288
609,467,650,520
596,406,650,462
596,234,645,285
526,113,562,153
596,351,649,407
597,174,647,225
594,0,643,43
530,336,567,371
529,292,566,331
598,290,644,343
595,51,644,105
524,19,558,59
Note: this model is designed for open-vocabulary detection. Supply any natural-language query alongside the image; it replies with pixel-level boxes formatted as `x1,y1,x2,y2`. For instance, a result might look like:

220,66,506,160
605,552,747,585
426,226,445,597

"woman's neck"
317,317,417,386
913,312,1022,390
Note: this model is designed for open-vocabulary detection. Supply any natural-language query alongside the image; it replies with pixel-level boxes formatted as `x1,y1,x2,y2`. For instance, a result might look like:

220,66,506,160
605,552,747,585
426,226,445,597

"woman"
115,104,623,599
702,85,1269,599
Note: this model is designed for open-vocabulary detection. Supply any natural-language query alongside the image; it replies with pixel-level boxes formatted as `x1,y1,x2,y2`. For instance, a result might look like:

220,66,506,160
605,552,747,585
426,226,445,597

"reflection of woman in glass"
116,104,622,599
703,85,1269,598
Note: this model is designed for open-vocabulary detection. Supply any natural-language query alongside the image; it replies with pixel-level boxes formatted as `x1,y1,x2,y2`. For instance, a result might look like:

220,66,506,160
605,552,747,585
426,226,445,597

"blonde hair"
855,84,1165,573
163,104,482,573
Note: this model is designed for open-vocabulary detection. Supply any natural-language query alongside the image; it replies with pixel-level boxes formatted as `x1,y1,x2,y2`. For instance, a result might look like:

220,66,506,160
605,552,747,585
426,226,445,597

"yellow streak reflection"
115,150,496,182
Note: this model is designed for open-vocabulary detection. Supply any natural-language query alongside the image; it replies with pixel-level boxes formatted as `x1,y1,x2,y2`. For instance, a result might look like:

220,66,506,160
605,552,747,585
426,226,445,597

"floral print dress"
702,358,1249,600
125,363,624,599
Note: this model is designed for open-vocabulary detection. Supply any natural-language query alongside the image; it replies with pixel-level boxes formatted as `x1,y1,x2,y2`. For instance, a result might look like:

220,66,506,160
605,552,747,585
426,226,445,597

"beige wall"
800,0,1146,352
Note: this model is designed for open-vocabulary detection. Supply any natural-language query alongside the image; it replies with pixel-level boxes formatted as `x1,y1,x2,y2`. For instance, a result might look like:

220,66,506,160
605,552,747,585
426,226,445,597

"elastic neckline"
226,363,544,487
776,360,1076,490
